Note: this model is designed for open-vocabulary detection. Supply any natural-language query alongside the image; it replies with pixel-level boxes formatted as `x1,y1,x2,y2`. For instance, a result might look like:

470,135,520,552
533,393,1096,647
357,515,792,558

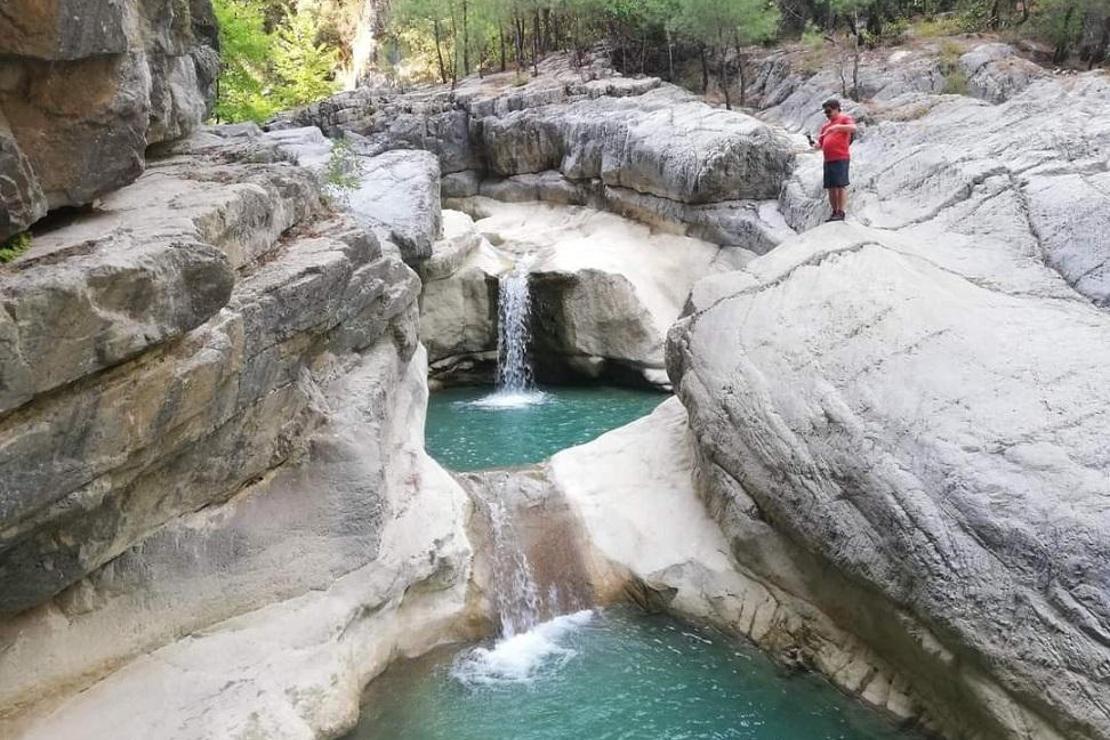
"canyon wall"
0,0,219,241
0,125,474,739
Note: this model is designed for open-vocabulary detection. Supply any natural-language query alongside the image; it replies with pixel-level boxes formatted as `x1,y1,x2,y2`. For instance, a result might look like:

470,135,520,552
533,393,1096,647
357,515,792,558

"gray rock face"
958,43,1045,104
262,126,444,263
272,54,797,254
478,85,793,204
0,0,217,240
758,44,1110,307
0,128,418,616
0,122,474,739
668,222,1110,740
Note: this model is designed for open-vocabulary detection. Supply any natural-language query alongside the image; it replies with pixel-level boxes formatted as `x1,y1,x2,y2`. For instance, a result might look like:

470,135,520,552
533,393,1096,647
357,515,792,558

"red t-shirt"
819,113,854,162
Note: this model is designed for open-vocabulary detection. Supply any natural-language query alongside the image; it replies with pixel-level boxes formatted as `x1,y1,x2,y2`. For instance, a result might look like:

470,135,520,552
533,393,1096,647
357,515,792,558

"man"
813,98,856,222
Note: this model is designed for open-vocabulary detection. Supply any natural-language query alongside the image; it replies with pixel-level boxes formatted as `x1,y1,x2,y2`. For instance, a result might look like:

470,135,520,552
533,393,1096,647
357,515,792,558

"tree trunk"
532,11,540,76
500,24,506,72
462,0,470,76
699,44,709,93
433,19,448,84
449,4,458,87
734,33,746,106
666,28,674,81
1053,5,1074,63
852,37,861,99
718,43,731,110
514,17,524,72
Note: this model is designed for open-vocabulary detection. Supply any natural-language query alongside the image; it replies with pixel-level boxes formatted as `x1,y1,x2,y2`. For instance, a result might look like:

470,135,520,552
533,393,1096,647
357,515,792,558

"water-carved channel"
344,246,923,740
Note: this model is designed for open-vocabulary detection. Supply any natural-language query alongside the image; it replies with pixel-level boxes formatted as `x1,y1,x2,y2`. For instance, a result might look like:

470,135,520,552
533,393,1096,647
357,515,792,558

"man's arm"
824,122,857,134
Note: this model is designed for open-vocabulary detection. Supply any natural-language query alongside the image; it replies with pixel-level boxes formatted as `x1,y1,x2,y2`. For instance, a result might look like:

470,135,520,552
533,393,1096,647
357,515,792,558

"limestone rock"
772,65,1110,306
0,130,416,616
264,127,444,263
958,43,1044,103
668,222,1110,740
2,348,474,740
419,210,504,366
0,0,218,240
479,85,794,204
348,149,443,262
426,198,749,388
274,56,796,250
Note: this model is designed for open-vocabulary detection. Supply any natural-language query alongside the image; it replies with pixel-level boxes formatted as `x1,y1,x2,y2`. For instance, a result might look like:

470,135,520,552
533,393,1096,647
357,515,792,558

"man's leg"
827,186,836,214
837,187,847,215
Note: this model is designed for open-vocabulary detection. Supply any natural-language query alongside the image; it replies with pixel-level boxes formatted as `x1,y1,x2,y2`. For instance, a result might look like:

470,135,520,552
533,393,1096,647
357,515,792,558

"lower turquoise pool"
345,607,915,740
424,385,667,471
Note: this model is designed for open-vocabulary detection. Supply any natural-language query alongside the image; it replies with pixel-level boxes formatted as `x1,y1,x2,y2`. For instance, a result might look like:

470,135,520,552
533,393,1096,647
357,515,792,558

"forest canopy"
211,0,1110,122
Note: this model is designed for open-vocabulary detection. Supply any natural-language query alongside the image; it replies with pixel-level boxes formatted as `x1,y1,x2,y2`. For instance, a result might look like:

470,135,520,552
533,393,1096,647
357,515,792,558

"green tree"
273,8,341,107
672,0,779,108
213,0,279,122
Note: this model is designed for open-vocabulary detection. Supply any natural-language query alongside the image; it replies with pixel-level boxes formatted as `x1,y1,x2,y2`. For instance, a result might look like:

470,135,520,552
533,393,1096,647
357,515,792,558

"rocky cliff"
0,0,219,241
663,45,1110,740
0,125,473,738
271,52,798,254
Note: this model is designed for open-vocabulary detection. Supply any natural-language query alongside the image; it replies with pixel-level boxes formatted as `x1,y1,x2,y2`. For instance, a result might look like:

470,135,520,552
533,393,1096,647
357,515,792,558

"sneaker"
830,211,845,221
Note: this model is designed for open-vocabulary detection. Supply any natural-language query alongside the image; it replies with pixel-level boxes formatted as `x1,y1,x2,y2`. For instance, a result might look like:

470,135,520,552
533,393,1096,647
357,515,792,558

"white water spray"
483,494,543,638
453,481,593,686
468,258,547,409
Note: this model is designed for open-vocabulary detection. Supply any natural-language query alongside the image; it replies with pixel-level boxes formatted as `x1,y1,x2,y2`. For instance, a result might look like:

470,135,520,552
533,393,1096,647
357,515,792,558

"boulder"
668,221,1110,740
958,43,1044,103
0,0,218,240
479,85,794,204
419,210,504,366
264,127,444,263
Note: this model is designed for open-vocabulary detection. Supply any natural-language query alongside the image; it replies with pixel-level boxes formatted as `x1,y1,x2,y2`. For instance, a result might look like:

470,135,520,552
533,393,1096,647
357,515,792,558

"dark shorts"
824,159,850,188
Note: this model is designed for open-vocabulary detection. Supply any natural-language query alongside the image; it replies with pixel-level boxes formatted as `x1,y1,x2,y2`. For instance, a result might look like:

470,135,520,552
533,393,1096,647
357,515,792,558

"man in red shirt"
813,98,856,222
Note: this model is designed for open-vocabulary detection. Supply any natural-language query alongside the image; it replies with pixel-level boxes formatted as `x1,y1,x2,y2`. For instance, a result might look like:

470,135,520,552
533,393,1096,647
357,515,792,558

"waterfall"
495,260,536,395
451,479,594,686
482,494,542,638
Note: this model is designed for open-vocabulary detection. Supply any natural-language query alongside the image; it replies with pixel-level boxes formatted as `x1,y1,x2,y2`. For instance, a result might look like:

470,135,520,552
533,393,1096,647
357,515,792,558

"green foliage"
213,0,279,122
1025,0,1108,64
273,9,341,107
936,38,969,94
942,67,969,93
0,232,32,264
322,138,364,206
911,15,964,38
213,0,341,123
938,38,964,67
801,21,826,50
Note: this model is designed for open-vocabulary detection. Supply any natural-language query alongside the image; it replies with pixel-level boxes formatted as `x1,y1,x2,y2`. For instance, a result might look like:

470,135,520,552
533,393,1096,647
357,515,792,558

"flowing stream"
358,252,922,739
475,487,543,639
345,606,917,740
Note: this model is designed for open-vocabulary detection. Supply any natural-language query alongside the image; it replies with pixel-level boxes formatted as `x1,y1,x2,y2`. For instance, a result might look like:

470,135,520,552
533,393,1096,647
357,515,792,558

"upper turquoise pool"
424,385,668,471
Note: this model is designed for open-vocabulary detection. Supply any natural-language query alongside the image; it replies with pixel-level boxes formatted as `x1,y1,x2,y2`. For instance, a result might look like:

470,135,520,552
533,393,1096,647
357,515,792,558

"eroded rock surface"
270,52,798,255
668,222,1110,740
0,0,219,239
262,126,443,262
422,199,750,388
750,43,1110,307
0,125,473,738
